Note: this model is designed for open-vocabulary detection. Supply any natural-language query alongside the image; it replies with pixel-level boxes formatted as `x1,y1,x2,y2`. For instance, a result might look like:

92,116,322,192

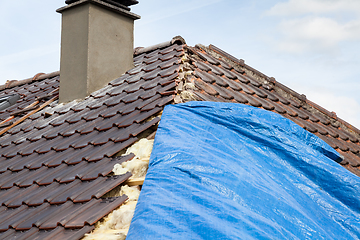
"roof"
0,39,183,239
0,36,359,239
183,44,360,175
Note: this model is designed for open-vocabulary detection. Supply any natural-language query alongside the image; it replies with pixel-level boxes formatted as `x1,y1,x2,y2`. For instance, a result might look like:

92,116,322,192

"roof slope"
0,40,184,239
0,36,359,239
179,44,360,176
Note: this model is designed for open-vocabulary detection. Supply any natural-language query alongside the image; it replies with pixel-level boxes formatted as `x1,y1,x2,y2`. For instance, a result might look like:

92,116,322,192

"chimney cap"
65,0,138,11
65,0,138,6
57,0,140,20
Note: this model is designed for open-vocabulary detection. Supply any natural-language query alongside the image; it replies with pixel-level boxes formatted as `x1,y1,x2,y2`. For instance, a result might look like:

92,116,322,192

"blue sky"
0,0,359,128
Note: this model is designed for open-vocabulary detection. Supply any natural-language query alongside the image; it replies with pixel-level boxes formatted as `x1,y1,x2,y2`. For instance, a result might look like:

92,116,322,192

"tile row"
0,226,94,240
0,154,134,189
134,44,184,65
0,196,127,232
0,115,161,169
0,116,160,172
0,172,131,207
0,78,59,118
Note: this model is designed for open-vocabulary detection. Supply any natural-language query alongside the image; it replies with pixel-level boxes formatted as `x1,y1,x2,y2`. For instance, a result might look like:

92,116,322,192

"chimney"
57,0,140,103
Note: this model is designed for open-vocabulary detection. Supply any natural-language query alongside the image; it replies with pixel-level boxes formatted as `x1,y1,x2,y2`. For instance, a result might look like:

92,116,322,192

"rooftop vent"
57,0,140,103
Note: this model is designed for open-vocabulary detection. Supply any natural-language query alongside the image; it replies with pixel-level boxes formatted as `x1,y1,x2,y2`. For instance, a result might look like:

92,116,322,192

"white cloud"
276,17,360,53
266,0,360,16
265,0,360,54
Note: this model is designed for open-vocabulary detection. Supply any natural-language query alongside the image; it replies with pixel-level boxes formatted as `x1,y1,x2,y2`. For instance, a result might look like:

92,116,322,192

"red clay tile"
288,105,309,120
65,196,128,228
159,45,177,55
159,57,181,69
211,85,233,100
85,145,112,162
0,187,21,207
142,82,176,100
255,97,275,111
49,226,95,240
107,83,129,97
127,65,143,75
76,174,131,203
119,98,143,115
194,79,218,96
39,200,98,230
124,80,146,93
225,88,248,104
142,95,174,111
348,141,360,154
61,147,90,166
339,150,360,167
241,94,261,107
322,125,339,138
60,120,87,137
159,72,178,86
270,91,290,105
144,55,160,65
196,51,220,65
217,58,232,70
311,122,328,136
17,140,39,156
160,51,179,61
109,75,127,87
135,107,162,123
281,104,298,117
141,76,161,90
271,101,287,114
143,60,161,72
211,73,231,87
194,70,215,84
122,89,145,103
114,111,140,128
206,63,225,76
159,64,180,78
238,83,255,95
103,138,138,158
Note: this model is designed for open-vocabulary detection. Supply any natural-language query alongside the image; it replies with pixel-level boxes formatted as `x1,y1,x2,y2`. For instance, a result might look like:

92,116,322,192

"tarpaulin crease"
127,102,360,240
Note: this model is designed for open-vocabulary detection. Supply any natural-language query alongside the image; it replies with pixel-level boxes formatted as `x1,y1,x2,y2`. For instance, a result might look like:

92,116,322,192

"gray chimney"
57,0,140,103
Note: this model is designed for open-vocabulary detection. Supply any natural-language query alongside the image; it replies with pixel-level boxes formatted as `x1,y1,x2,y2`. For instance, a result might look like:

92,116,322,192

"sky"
0,0,359,128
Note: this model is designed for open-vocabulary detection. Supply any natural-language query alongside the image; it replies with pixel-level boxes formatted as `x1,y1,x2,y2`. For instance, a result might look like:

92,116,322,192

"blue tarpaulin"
127,102,360,240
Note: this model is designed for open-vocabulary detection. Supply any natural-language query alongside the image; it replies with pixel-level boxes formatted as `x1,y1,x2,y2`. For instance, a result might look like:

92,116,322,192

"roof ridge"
0,71,60,91
0,36,187,92
204,44,360,136
134,36,186,56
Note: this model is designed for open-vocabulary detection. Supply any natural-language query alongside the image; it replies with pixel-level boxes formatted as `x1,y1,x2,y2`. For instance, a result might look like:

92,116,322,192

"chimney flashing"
57,0,140,20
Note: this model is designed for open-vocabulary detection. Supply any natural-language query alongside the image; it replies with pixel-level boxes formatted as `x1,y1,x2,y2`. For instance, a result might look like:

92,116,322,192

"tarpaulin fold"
127,102,360,240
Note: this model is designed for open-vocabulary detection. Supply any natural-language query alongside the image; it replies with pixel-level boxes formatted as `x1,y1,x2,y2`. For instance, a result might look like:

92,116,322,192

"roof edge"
0,36,187,92
0,71,60,91
205,44,360,135
134,36,186,56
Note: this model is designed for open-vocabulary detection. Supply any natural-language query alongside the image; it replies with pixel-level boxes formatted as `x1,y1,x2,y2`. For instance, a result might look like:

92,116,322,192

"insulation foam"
113,138,154,178
83,186,140,240
84,138,153,240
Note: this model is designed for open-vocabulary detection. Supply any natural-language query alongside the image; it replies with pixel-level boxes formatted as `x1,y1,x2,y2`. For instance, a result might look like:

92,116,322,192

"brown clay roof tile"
0,40,184,238
1,37,360,239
